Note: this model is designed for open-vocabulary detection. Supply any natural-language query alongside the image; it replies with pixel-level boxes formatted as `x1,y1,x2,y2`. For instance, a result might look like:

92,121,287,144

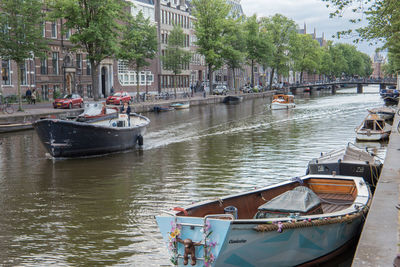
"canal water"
0,86,387,266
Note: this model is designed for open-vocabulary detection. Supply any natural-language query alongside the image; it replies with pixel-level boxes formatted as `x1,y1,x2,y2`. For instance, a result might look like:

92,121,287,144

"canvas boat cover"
80,103,117,117
316,145,379,165
257,186,321,213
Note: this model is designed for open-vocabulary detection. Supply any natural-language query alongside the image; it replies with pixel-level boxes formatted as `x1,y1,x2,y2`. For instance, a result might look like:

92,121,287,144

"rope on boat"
253,209,367,232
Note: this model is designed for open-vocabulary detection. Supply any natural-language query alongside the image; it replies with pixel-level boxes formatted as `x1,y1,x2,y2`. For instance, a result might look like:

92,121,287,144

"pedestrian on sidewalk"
25,88,32,104
31,89,37,104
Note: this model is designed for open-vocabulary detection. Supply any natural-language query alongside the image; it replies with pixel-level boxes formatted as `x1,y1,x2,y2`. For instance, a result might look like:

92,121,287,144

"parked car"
213,85,228,95
106,91,132,105
53,94,83,109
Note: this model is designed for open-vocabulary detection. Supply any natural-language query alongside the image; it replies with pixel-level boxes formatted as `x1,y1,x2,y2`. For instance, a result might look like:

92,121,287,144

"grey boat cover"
258,186,321,213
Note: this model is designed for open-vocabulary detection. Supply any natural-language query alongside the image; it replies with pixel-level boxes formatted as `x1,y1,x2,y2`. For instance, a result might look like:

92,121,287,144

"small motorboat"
223,95,243,104
355,113,391,141
156,174,370,267
383,95,399,105
170,102,190,109
0,121,33,133
34,113,150,158
367,106,396,121
270,94,295,110
153,105,174,112
307,143,382,191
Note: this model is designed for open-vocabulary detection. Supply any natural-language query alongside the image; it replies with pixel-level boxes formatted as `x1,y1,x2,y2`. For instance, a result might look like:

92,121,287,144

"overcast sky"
241,0,380,56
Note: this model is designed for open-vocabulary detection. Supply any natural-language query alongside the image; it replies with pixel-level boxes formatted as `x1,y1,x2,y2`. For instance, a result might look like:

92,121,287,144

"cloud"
241,0,380,55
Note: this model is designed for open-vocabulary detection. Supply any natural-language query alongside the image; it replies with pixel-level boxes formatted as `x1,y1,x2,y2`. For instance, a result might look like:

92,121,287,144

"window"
40,57,47,74
20,63,27,85
87,85,92,98
42,85,49,100
140,72,146,85
52,52,59,75
65,28,71,39
118,60,138,86
86,60,91,75
41,21,46,37
1,60,11,85
76,54,82,69
51,21,57,38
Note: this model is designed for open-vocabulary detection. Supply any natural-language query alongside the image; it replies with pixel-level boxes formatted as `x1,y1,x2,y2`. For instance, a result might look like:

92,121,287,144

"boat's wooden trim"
180,177,359,220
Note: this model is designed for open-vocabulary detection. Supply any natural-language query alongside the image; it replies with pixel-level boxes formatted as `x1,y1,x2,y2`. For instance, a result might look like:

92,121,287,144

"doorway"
101,67,107,97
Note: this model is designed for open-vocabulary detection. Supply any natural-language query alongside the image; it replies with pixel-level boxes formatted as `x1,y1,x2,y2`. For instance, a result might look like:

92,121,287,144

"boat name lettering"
229,239,247,244
355,167,364,173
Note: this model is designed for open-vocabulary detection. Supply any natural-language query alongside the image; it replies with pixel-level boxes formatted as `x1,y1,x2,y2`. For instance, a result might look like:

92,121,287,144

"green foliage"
291,34,321,82
221,16,246,91
322,0,400,72
162,25,191,97
245,15,273,87
0,0,48,111
119,11,157,99
260,14,297,86
48,0,129,101
192,0,230,89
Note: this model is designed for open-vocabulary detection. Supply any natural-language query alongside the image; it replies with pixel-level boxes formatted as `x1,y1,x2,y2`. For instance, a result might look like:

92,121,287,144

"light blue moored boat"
156,174,370,266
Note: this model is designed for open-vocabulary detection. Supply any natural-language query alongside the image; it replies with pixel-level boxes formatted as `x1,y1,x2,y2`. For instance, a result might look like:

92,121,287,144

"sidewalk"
0,91,275,124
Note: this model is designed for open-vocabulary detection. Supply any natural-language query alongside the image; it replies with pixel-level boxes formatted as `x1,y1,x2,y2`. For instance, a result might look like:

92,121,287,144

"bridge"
288,78,397,94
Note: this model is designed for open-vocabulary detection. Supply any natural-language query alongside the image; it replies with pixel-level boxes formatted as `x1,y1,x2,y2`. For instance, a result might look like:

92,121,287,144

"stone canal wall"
352,104,400,266
0,91,276,124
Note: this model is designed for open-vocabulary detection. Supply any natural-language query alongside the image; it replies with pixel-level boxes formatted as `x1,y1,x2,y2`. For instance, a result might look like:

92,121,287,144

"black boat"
306,143,382,192
34,113,150,158
223,95,243,104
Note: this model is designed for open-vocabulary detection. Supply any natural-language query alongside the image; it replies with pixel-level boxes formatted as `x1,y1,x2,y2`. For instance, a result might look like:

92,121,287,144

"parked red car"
106,91,132,105
53,94,84,109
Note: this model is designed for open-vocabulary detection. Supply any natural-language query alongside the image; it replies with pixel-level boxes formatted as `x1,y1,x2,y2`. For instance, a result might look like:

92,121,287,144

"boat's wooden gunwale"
172,175,365,221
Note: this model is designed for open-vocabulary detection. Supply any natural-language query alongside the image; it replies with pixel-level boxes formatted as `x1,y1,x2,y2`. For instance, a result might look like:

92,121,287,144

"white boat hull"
355,129,390,141
271,102,295,110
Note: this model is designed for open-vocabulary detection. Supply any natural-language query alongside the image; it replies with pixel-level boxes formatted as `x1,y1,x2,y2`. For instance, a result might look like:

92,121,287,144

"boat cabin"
361,114,386,131
272,94,294,103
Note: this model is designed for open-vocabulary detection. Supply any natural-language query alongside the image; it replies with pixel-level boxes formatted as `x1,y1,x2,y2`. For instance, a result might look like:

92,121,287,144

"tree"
192,0,230,93
221,17,246,92
0,0,47,111
162,25,192,98
322,0,400,72
291,34,321,83
244,15,273,88
119,12,157,101
49,0,128,101
260,14,297,88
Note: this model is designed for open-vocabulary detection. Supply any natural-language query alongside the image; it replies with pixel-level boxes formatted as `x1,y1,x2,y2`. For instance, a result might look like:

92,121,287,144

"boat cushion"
254,186,322,219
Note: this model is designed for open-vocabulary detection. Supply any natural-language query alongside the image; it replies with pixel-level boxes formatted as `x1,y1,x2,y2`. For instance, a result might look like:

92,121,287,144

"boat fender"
338,159,341,163
367,129,371,136
136,135,144,146
173,207,188,216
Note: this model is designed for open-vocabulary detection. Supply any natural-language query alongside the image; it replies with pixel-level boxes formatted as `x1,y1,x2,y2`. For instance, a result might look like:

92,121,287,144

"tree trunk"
269,68,275,89
91,59,99,101
208,64,213,95
136,66,141,102
17,62,23,111
232,67,237,94
300,71,304,83
251,59,254,88
174,75,177,98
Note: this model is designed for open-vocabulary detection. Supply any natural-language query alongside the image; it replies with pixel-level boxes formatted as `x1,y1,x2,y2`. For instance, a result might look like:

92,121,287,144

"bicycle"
0,100,14,114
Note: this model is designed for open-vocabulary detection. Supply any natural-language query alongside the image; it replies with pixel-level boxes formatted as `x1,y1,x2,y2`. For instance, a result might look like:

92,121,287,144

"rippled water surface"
0,86,388,266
